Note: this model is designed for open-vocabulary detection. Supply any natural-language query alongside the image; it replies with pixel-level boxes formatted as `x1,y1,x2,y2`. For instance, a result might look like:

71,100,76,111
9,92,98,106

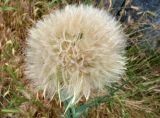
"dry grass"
0,0,160,118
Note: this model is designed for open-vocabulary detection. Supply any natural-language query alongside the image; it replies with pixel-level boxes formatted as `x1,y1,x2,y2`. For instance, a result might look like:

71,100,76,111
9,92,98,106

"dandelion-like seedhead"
25,5,126,104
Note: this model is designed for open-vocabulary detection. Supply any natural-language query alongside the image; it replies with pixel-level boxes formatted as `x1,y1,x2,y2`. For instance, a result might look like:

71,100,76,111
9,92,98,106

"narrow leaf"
0,6,16,11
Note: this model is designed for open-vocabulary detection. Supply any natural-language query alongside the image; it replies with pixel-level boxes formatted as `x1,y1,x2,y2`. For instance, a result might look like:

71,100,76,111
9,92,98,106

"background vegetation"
0,0,160,117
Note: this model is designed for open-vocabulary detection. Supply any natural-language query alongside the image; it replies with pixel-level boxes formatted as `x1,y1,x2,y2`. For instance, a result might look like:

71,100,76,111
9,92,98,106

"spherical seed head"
25,5,126,103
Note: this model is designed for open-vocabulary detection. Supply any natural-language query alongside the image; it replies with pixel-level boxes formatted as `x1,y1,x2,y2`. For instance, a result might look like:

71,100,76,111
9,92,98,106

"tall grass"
0,0,160,118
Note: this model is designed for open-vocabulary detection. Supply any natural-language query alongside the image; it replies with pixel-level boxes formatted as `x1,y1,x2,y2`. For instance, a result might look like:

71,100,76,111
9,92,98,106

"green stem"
64,98,77,118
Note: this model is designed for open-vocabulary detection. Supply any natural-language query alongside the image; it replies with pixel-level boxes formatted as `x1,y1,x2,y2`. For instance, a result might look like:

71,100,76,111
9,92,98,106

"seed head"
25,5,126,104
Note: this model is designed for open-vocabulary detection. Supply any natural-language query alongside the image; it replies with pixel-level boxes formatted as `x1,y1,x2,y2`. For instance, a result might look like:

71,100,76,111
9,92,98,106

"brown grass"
0,0,160,118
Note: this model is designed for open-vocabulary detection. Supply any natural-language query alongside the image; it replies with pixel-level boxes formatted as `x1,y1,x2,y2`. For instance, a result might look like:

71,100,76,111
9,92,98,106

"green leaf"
48,0,62,7
84,0,92,5
4,65,17,80
74,95,113,117
0,6,16,11
74,79,131,117
1,108,20,113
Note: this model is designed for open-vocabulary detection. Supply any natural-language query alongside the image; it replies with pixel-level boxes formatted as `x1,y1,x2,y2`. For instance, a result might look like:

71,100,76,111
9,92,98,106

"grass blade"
0,6,16,11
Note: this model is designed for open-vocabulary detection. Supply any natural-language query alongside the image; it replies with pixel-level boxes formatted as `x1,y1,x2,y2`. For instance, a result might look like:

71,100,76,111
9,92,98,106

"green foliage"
0,0,16,11
48,0,63,7
1,108,20,113
0,6,16,11
84,0,92,5
0,0,160,117
0,40,19,60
